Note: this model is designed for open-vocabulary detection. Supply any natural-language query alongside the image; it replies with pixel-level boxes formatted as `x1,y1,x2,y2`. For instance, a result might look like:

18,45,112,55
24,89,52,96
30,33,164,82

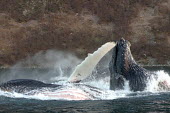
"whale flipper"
68,42,116,83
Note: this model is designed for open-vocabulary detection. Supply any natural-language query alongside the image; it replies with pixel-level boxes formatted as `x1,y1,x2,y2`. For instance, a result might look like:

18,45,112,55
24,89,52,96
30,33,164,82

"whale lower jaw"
0,79,104,100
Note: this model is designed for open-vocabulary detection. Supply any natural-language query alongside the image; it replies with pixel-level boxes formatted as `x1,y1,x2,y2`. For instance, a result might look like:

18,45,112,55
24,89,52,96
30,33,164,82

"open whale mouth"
110,38,132,77
0,37,170,100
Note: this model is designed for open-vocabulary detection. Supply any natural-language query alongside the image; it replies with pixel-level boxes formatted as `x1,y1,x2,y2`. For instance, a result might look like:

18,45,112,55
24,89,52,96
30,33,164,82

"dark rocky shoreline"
0,0,169,66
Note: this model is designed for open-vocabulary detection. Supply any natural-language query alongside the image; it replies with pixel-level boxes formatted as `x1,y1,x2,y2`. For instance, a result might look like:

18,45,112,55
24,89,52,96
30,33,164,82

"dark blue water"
1,93,170,113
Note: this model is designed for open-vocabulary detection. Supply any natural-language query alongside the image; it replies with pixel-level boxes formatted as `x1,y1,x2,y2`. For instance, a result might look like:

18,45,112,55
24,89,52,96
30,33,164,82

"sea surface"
0,66,170,113
0,92,170,113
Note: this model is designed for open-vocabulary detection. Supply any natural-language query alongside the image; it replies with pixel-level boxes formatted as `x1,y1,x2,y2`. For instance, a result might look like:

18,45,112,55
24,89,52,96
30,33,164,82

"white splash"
83,76,110,90
146,70,170,92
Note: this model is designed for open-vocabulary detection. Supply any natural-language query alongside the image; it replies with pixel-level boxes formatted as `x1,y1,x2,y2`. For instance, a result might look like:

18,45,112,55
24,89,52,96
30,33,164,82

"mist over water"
0,50,82,83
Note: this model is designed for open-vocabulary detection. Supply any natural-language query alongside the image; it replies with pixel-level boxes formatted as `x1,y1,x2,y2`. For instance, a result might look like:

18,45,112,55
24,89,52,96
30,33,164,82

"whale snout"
117,38,130,49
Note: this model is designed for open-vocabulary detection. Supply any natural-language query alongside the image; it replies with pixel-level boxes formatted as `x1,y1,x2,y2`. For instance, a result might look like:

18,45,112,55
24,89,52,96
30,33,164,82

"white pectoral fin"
68,42,116,83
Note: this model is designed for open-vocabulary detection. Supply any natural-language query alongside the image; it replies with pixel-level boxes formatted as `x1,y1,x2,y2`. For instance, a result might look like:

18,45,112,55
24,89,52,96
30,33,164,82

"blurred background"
0,0,169,67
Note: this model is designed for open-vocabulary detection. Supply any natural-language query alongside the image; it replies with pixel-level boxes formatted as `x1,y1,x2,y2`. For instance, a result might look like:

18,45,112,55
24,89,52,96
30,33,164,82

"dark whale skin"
0,79,61,93
109,38,155,91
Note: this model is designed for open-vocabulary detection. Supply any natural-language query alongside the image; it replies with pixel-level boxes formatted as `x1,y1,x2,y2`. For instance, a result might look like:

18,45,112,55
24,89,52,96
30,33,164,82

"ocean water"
0,93,170,113
0,67,170,113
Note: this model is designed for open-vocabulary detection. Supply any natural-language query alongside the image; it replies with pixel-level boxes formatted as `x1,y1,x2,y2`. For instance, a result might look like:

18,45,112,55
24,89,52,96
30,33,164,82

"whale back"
0,79,60,93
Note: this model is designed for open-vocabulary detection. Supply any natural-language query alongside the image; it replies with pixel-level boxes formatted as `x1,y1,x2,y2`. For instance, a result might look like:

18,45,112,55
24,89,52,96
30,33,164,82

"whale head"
110,38,150,91
115,38,135,75
109,38,136,90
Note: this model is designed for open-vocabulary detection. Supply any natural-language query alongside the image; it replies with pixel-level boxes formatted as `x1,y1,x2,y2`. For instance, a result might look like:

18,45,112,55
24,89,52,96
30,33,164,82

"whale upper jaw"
115,38,135,76
109,38,131,90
